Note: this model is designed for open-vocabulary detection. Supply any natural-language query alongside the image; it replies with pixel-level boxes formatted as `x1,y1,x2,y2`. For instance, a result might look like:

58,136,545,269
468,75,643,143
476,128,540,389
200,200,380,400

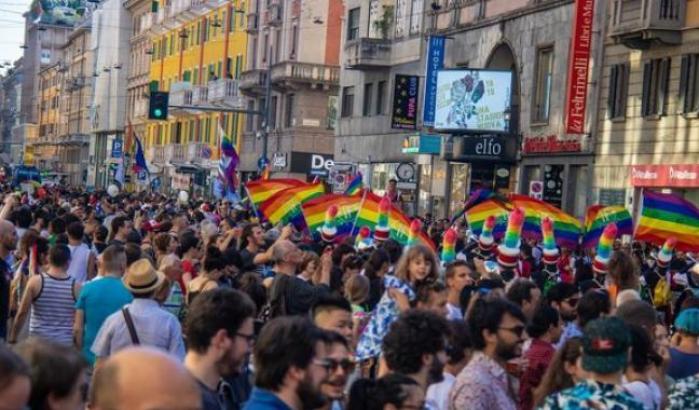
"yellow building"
146,0,248,194
33,63,63,171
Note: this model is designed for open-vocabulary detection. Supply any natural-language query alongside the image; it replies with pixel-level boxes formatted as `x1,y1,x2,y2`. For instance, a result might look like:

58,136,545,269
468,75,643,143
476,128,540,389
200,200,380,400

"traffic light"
148,91,169,120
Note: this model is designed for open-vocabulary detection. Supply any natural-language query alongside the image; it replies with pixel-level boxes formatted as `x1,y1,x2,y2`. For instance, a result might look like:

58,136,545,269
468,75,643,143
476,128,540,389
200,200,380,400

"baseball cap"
582,317,631,374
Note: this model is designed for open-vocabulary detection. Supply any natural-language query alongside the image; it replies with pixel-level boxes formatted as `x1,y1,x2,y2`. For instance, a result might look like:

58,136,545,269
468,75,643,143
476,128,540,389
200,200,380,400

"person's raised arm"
0,194,16,221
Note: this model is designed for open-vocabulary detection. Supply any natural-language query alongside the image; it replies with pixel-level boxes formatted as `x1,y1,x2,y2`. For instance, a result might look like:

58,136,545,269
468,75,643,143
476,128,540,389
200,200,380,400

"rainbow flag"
355,192,435,250
259,182,325,228
510,195,582,249
303,194,363,241
450,189,499,224
344,173,363,196
635,190,699,252
583,205,633,249
465,195,582,248
245,178,306,208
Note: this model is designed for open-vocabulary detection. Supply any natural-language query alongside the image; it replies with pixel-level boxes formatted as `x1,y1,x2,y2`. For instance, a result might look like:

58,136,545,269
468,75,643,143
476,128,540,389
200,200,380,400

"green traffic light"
154,108,163,118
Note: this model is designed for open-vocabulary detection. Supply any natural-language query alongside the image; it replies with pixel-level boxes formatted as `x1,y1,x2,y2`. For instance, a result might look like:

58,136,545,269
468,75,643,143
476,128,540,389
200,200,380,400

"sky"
0,0,32,75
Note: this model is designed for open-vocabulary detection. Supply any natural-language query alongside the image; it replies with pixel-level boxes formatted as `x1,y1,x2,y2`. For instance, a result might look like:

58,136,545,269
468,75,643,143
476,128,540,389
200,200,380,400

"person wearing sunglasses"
183,288,257,410
546,282,581,350
318,331,355,410
450,298,526,410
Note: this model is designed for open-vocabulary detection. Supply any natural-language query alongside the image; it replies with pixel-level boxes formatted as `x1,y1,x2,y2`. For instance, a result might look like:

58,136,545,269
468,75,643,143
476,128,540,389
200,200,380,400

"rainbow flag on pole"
259,182,325,228
635,190,699,252
355,192,435,250
344,172,363,196
245,178,306,209
583,205,633,249
303,194,363,240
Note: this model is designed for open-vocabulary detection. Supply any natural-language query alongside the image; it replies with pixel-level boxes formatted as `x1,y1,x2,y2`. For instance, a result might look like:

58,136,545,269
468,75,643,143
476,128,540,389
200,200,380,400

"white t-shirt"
67,243,91,283
426,372,456,410
622,378,661,410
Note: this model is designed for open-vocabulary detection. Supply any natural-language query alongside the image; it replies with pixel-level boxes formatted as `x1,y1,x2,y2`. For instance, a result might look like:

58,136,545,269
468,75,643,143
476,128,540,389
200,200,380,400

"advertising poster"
434,70,512,132
391,75,420,130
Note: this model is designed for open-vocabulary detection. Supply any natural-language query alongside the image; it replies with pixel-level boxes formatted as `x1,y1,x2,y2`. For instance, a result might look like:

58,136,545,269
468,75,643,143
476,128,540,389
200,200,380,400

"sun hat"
582,316,631,374
124,258,165,295
675,308,699,335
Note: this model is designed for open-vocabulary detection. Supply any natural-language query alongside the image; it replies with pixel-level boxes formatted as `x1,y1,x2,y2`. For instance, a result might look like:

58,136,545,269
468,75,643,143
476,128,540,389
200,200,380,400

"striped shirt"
29,273,76,346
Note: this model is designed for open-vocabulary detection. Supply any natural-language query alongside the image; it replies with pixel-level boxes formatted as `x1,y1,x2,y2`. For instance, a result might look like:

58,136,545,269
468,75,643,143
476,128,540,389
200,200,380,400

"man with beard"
184,288,257,410
381,309,450,408
239,223,266,274
449,298,526,410
244,316,331,410
0,218,17,339
546,282,581,349
318,331,354,410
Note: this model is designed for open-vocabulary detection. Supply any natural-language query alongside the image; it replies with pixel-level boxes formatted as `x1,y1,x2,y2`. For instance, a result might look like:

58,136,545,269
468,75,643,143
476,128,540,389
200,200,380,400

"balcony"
246,12,259,32
208,79,246,110
239,69,268,95
344,38,392,69
152,7,170,34
192,85,209,105
170,82,198,116
270,62,340,89
170,0,196,23
190,0,216,15
609,0,685,48
171,142,208,163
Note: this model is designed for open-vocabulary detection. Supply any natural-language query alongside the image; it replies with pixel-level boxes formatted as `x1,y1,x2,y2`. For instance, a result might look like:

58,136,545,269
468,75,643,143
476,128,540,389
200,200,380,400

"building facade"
239,0,342,181
34,63,63,172
88,0,133,189
336,0,606,219
594,0,699,212
146,0,248,196
57,19,93,187
0,60,24,164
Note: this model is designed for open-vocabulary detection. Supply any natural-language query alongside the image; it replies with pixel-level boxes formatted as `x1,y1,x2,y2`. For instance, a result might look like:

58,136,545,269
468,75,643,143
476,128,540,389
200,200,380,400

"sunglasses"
325,358,356,373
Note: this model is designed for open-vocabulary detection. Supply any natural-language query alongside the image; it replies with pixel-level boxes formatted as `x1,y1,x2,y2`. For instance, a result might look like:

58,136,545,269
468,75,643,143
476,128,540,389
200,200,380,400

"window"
263,33,269,63
285,94,295,127
270,96,278,129
347,8,360,41
410,0,423,34
274,29,281,64
532,46,553,123
607,63,628,119
363,83,373,116
202,18,208,42
341,86,355,117
246,100,255,131
290,24,298,58
235,55,242,78
641,58,670,117
376,81,386,115
679,54,699,114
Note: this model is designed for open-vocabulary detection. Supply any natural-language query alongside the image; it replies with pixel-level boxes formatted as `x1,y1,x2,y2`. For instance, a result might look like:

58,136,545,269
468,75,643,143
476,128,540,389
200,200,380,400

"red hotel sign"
630,164,699,188
565,0,595,134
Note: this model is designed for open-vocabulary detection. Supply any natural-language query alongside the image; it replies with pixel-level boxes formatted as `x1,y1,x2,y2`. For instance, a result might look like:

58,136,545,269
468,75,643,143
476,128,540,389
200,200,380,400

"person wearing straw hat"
91,259,186,368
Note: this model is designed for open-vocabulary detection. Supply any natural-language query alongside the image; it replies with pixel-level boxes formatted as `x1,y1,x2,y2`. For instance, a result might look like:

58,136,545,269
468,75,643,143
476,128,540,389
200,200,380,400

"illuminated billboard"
434,69,512,133
30,0,86,27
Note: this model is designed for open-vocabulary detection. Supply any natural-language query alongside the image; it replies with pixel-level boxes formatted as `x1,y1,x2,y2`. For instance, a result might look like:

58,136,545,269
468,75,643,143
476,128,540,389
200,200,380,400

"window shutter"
689,55,698,112
659,58,670,115
620,64,629,117
151,1,158,12
608,65,618,119
641,62,652,116
679,55,690,114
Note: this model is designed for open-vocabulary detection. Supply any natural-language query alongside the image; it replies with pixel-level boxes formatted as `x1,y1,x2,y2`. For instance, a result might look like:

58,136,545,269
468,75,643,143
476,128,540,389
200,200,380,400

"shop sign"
522,134,582,154
630,164,699,187
423,36,446,127
391,75,420,130
441,135,517,163
290,152,335,177
401,134,442,154
272,152,287,169
565,0,595,134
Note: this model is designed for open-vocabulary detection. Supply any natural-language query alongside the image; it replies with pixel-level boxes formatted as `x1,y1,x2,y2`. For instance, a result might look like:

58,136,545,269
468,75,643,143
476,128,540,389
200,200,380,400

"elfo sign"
565,0,595,134
391,75,420,130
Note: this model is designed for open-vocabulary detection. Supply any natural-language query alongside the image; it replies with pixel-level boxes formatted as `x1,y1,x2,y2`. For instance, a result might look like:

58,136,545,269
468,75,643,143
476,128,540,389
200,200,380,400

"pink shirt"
449,352,517,410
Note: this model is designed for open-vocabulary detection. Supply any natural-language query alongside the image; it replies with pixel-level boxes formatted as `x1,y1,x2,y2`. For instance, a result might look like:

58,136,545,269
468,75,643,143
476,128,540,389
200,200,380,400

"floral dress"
668,375,699,410
355,275,415,361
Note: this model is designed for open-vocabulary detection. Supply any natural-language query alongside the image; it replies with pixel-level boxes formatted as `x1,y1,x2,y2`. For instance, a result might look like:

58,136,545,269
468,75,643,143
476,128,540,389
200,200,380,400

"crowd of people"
0,186,698,410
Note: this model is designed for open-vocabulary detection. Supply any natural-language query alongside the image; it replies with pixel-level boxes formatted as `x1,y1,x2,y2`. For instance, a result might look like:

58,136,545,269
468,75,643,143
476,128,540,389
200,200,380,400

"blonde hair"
345,274,370,305
393,244,439,284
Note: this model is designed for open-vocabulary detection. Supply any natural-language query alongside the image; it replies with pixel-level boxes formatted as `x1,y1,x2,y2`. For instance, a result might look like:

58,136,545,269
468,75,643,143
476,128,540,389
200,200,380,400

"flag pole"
350,188,368,236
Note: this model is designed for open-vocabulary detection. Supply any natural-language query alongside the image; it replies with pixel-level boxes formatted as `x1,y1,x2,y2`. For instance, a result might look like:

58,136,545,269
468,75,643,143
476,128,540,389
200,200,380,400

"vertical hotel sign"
391,75,420,130
564,0,595,134
423,36,446,127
